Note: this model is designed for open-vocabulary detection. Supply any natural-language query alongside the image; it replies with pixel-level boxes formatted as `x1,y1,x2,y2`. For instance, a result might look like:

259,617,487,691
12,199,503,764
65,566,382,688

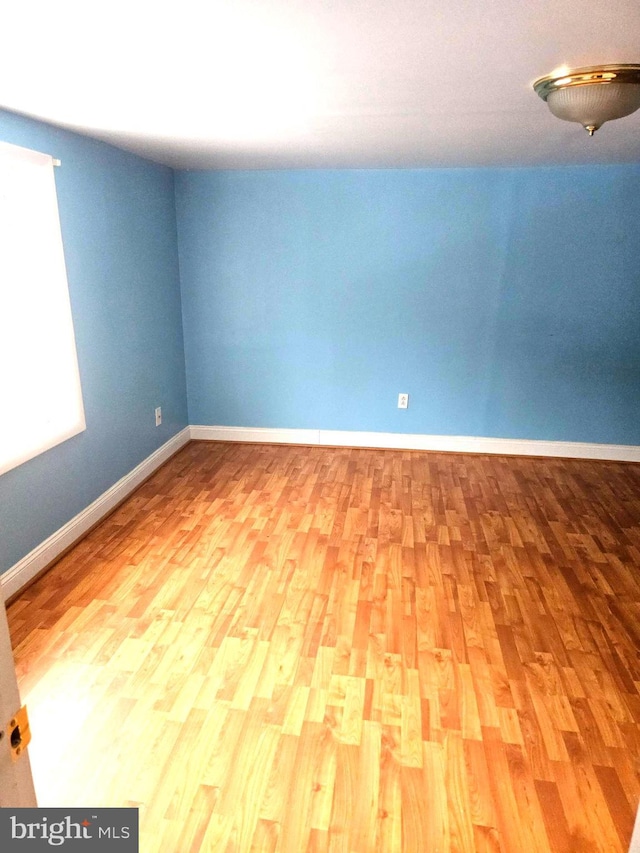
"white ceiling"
2,0,640,170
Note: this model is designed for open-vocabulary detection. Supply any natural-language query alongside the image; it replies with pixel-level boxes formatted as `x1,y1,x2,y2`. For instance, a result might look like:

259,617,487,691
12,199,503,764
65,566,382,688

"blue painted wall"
0,110,188,575
2,112,639,579
175,168,640,444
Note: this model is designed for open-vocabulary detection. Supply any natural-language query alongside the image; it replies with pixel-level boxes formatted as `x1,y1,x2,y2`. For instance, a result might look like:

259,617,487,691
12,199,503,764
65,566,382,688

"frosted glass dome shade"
533,65,640,135
547,82,640,131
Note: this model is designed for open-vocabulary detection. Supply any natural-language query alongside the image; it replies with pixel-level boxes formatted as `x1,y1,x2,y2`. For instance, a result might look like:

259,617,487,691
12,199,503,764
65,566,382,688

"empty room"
1,2,639,852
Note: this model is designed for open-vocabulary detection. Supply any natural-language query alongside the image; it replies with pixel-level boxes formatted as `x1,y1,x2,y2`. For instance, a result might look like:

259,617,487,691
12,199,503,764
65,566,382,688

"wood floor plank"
7,440,640,852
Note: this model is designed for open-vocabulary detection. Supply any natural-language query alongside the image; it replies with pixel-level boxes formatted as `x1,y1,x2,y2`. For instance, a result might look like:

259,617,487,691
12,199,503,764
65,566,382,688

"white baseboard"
189,425,320,445
1,428,191,602
189,425,640,463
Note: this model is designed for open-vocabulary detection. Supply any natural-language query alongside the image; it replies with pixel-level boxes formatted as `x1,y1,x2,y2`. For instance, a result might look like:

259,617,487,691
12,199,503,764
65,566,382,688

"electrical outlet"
155,406,162,426
398,393,409,409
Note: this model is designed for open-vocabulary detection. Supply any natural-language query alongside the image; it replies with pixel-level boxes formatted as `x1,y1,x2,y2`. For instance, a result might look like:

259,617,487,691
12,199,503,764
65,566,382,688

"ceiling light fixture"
533,64,640,136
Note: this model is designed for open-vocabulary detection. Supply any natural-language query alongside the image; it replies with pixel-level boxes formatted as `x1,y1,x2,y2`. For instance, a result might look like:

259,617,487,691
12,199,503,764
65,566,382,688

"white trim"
0,598,37,806
1,428,191,602
189,425,321,445
189,425,640,463
630,805,640,853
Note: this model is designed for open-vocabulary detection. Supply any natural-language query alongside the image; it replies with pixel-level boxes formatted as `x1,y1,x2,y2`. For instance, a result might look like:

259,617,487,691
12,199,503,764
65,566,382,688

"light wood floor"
7,441,640,852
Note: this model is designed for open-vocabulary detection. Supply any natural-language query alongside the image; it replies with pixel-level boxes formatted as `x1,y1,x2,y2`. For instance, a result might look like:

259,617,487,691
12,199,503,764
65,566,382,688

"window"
0,141,85,476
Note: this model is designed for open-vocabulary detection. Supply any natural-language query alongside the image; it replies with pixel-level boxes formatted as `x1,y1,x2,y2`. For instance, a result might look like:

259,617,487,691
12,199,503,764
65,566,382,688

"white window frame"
0,141,85,477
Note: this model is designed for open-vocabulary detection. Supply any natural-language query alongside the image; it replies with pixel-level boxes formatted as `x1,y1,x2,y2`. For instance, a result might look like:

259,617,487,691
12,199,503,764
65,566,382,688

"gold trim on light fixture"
533,64,640,135
533,65,640,99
